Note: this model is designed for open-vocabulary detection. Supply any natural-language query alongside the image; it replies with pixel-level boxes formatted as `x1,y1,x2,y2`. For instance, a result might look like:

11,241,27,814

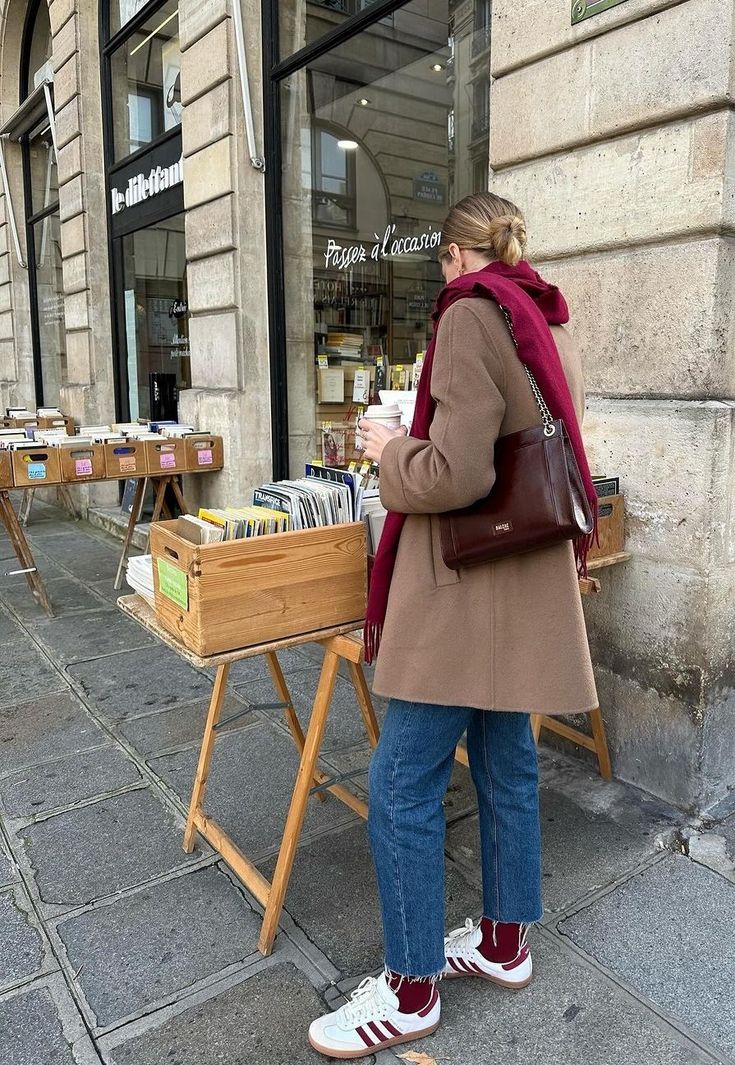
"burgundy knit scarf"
363,259,597,665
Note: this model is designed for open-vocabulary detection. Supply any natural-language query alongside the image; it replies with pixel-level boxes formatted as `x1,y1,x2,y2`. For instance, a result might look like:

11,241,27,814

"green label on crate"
157,558,189,611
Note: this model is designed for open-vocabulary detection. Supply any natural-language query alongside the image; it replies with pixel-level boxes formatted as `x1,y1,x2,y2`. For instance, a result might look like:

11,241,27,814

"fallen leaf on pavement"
398,1052,439,1065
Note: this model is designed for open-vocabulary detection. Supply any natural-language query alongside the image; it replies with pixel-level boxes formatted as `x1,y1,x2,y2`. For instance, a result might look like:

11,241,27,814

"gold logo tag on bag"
494,521,513,535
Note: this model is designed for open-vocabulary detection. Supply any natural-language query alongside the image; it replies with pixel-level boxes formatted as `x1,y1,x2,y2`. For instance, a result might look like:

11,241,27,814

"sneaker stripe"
468,960,487,975
447,957,463,973
382,1020,402,1038
502,946,530,972
417,988,439,1017
355,1025,375,1048
456,958,474,974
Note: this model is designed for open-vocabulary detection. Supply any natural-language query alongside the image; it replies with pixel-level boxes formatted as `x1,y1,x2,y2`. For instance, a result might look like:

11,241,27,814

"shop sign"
414,171,446,205
571,0,630,24
323,223,441,270
110,155,184,215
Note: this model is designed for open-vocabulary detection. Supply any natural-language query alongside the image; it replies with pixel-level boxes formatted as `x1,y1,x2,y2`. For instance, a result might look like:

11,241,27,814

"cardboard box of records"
184,434,224,472
150,518,367,656
145,437,188,476
11,444,62,487
59,441,107,482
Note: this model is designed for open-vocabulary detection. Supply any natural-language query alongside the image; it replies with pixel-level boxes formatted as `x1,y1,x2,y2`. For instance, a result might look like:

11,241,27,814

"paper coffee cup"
356,403,402,449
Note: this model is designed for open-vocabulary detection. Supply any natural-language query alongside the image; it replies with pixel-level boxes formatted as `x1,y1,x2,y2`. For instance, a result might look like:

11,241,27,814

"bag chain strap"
499,304,556,438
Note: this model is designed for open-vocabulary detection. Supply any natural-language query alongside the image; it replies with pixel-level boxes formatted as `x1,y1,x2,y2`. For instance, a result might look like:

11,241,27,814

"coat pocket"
430,514,461,587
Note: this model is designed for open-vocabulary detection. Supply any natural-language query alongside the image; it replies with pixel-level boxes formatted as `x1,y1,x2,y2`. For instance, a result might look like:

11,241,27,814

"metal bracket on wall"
232,0,266,172
0,137,28,270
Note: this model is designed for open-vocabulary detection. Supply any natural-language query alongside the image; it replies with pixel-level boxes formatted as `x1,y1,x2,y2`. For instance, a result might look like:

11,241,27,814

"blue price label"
28,462,47,480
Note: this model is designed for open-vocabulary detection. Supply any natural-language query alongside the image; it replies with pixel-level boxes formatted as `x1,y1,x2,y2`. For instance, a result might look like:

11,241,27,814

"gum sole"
308,1020,440,1059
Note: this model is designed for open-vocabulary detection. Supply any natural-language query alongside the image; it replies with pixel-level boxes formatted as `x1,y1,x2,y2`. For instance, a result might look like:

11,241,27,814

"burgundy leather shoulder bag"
439,366,593,570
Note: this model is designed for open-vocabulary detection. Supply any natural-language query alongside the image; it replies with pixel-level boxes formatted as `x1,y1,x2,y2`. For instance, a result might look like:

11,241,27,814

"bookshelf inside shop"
313,259,438,467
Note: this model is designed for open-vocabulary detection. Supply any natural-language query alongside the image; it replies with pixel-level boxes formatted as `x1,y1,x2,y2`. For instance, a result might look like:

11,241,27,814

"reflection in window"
121,215,190,420
21,0,65,406
110,0,181,161
280,0,492,474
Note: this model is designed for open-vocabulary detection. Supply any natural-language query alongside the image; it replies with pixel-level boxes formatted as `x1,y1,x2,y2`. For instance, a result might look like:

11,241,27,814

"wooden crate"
11,446,62,487
184,434,224,472
589,493,625,561
146,438,187,476
0,450,13,489
150,519,367,656
104,441,149,478
38,415,75,434
60,442,106,483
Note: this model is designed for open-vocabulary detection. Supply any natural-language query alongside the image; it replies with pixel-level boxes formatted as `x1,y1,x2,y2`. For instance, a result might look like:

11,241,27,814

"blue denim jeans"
367,698,542,979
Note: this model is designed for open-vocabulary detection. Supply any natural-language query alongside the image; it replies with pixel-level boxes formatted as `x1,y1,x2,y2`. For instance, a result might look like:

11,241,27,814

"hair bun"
487,214,527,266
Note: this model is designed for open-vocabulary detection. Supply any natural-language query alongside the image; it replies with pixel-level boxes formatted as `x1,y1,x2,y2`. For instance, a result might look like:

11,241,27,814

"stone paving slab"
396,928,714,1065
149,723,357,860
118,693,253,756
559,853,735,1061
32,608,156,665
0,643,68,705
447,788,658,917
0,690,109,776
18,787,204,909
0,884,51,993
0,836,19,887
2,576,108,621
259,821,483,976
0,746,142,820
238,666,387,753
0,975,102,1065
31,535,121,583
104,963,332,1065
58,865,262,1029
215,645,314,686
68,646,212,722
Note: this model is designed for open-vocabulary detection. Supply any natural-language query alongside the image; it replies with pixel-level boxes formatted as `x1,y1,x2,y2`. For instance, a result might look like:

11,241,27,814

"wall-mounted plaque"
572,0,630,24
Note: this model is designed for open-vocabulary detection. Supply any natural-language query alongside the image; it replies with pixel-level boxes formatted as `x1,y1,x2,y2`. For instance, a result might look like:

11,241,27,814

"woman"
308,192,598,1059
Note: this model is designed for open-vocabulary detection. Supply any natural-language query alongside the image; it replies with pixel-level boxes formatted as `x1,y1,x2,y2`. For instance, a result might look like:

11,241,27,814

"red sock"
478,918,527,963
386,971,435,1013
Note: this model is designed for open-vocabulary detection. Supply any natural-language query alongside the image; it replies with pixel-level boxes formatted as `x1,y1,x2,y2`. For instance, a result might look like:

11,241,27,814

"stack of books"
126,554,155,605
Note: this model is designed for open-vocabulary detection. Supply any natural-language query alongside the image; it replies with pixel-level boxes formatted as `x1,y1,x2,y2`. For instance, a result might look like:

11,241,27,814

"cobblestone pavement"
1,499,734,1064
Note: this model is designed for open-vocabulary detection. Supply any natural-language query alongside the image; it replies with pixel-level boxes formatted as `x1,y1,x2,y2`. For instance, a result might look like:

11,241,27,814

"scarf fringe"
575,508,600,581
363,620,383,666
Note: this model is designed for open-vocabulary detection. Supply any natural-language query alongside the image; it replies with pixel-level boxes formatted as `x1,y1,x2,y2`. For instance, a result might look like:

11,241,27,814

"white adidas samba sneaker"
308,973,441,1059
444,918,532,988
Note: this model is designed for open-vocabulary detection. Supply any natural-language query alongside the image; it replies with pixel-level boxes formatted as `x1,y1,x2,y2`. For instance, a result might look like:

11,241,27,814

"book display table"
118,594,380,957
0,490,53,616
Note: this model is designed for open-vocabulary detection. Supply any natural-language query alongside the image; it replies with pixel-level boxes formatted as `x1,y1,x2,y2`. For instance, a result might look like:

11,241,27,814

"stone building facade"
0,0,733,813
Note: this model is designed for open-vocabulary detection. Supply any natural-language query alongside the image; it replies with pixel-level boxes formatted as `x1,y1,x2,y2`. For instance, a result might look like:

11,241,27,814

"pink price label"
75,459,93,476
119,456,137,473
160,452,177,469
197,449,213,466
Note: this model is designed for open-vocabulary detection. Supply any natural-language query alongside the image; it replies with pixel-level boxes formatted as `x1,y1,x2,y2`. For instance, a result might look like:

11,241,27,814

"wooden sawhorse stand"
0,490,53,616
118,595,379,956
114,475,190,590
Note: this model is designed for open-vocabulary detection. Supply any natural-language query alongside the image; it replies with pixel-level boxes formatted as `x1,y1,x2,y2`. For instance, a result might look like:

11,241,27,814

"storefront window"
280,0,385,60
279,0,491,473
109,0,181,161
21,0,65,406
120,215,190,420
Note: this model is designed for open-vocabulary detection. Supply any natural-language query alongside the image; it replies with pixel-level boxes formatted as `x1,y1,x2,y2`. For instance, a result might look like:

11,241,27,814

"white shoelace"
446,918,529,956
446,917,480,950
341,977,384,1026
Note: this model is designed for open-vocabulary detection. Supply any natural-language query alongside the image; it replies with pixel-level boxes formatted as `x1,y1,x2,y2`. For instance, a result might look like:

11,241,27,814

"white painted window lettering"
110,155,184,215
323,223,442,270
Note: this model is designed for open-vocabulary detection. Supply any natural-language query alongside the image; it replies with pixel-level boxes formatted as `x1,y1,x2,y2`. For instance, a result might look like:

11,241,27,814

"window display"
280,0,492,473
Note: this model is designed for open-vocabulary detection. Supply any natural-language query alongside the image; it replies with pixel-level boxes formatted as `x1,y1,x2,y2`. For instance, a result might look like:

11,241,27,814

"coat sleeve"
379,301,507,515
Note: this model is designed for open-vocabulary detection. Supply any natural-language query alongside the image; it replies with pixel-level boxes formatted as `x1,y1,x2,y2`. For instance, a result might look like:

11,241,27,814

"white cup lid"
366,403,401,418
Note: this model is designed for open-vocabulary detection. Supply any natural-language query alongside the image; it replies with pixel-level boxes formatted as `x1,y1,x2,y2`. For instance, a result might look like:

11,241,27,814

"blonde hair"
438,192,528,267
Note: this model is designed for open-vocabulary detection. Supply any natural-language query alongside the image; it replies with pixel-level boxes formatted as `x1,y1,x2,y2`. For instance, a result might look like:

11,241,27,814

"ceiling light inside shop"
337,139,359,150
432,63,444,71
358,98,370,106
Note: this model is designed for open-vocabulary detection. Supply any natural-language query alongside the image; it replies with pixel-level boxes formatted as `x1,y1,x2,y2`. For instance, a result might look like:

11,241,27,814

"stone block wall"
178,0,272,509
490,0,735,810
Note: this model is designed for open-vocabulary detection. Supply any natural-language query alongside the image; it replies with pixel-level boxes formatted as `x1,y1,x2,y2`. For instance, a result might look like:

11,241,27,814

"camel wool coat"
372,298,598,715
